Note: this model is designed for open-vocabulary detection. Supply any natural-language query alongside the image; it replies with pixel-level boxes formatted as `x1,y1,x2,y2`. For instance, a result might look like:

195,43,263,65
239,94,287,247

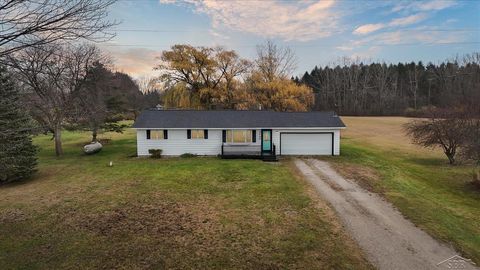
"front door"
261,129,272,153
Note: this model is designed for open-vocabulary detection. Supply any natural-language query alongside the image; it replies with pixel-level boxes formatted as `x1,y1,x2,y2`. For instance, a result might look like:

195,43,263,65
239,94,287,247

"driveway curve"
294,158,477,270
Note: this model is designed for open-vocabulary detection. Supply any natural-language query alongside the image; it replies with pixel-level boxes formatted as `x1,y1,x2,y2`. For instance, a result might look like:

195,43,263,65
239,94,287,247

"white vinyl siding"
138,129,218,156
137,129,260,156
136,128,341,156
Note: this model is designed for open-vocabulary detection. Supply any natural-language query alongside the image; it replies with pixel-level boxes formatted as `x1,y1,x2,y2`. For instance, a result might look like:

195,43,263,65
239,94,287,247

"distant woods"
297,54,480,116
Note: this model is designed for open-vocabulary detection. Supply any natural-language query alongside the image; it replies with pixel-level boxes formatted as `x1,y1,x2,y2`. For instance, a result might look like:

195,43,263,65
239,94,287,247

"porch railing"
221,144,276,156
221,144,260,156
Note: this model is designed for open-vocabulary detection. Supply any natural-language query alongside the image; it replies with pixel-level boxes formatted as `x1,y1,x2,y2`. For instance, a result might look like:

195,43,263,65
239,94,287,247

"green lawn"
328,117,480,264
0,128,371,269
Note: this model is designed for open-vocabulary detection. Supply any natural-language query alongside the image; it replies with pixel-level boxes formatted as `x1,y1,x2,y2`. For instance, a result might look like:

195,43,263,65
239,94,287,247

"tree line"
296,54,480,115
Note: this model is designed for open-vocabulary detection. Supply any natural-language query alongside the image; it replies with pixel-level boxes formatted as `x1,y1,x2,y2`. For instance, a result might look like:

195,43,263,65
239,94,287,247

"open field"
328,116,480,264
0,128,371,269
1,117,478,268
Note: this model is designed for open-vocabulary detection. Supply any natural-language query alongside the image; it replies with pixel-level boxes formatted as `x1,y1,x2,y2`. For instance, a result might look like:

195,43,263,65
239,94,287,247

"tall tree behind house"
157,42,313,111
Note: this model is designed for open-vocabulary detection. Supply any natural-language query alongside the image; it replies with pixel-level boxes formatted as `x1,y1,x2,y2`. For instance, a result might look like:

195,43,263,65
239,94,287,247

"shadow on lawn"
404,156,448,166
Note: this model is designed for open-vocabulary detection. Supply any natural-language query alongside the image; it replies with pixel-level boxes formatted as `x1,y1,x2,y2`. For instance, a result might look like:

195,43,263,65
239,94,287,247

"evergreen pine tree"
0,67,37,183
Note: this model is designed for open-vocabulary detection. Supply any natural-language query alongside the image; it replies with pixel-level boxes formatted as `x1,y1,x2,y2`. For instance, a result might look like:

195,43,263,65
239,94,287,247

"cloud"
389,13,428,26
352,28,469,46
159,0,341,41
354,13,429,35
354,23,385,35
356,0,457,35
416,0,457,11
350,46,381,60
391,0,457,13
336,45,354,51
103,47,162,78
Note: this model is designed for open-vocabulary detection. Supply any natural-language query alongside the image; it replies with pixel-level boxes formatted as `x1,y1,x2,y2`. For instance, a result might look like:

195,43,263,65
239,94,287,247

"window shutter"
187,129,191,139
146,130,151,139
252,130,256,142
222,130,226,143
204,130,208,139
163,130,168,139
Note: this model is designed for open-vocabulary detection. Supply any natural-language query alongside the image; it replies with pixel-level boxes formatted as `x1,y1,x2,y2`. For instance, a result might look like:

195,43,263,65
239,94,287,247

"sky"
103,0,480,79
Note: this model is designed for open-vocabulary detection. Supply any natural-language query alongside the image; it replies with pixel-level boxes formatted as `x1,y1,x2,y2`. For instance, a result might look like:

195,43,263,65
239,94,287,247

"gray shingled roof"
132,110,345,129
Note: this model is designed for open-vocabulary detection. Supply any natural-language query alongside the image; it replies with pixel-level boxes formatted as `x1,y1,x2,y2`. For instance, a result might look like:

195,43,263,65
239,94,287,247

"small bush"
148,149,162,159
404,107,417,117
472,169,480,189
180,153,196,158
404,106,437,118
127,152,137,158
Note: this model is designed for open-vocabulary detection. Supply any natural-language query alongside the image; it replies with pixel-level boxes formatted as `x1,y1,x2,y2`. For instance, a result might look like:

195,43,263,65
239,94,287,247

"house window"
191,129,205,139
226,130,253,143
147,130,167,140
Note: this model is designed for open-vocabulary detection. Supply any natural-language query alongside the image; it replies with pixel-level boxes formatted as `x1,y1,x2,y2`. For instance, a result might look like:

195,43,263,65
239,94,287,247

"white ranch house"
132,110,345,160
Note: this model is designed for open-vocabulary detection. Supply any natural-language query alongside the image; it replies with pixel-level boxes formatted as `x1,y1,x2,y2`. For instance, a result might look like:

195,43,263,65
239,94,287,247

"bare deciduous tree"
255,40,297,82
0,0,117,58
460,106,480,185
404,108,468,164
9,44,102,155
461,118,480,164
136,76,162,94
72,60,114,142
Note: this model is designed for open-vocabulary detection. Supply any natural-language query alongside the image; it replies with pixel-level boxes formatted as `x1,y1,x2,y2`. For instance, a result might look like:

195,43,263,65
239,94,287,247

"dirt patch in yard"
57,194,302,269
64,195,221,239
73,202,202,237
0,208,30,223
329,162,383,193
59,196,232,268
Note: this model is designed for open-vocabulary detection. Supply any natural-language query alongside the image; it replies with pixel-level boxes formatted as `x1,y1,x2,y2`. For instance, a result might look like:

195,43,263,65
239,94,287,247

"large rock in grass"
83,141,102,155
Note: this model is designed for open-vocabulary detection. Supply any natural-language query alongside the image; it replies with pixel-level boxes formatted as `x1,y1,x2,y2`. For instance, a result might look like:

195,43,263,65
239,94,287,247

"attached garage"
280,133,333,155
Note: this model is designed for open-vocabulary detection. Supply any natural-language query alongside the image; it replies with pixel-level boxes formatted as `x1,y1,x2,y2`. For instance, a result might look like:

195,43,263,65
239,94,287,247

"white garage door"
281,133,332,155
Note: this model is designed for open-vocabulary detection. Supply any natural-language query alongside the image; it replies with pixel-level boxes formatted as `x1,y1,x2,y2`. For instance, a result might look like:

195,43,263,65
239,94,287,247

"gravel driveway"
294,158,477,270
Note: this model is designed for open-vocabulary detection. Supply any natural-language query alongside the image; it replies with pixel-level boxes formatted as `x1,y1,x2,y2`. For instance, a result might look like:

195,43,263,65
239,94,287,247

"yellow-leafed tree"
156,42,314,111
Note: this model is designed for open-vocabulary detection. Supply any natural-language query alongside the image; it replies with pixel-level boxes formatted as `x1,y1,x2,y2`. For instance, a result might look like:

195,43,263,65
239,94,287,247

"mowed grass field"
0,127,371,269
329,117,480,264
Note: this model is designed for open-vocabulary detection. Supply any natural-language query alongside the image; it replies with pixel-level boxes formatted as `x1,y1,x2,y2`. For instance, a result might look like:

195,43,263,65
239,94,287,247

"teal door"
262,130,272,152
